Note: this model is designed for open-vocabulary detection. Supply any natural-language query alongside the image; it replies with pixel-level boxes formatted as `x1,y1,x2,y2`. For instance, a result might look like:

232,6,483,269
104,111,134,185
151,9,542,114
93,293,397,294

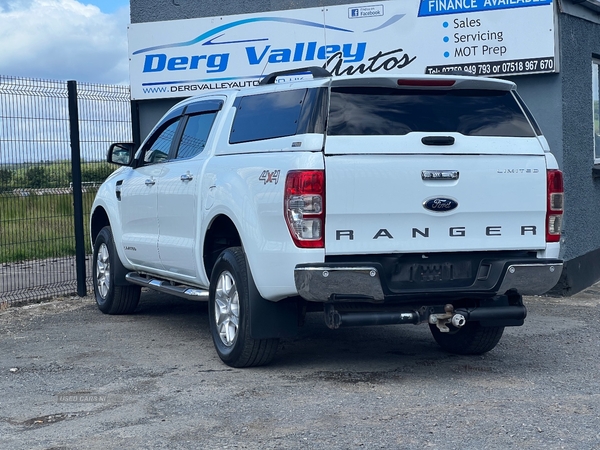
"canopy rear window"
327,87,536,137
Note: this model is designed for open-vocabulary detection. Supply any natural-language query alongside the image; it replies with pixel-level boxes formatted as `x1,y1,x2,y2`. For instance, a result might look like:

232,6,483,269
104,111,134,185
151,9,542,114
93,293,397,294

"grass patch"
0,192,96,263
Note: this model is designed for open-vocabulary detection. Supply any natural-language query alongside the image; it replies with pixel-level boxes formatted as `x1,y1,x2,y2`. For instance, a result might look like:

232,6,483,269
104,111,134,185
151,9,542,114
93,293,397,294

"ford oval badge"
423,197,458,212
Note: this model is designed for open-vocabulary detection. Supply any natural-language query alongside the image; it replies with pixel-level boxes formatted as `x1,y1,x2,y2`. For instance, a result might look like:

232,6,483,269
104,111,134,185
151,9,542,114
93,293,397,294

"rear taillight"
546,169,564,242
284,170,325,248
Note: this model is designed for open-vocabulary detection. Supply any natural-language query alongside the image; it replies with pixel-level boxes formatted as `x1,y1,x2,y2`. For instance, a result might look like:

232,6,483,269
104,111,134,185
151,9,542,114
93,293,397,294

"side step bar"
125,272,209,301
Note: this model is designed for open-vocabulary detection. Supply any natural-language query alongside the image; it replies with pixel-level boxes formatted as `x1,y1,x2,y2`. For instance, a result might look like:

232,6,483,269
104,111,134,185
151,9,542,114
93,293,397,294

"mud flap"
247,266,299,339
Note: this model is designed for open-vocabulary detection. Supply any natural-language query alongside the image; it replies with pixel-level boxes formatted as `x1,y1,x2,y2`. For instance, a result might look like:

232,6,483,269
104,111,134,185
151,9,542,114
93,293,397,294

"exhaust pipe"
325,305,420,329
451,314,466,328
455,305,527,322
324,303,527,330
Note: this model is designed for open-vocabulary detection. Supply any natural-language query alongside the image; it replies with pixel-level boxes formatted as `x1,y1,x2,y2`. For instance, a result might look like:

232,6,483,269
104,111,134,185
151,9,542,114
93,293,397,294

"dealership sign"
128,0,558,100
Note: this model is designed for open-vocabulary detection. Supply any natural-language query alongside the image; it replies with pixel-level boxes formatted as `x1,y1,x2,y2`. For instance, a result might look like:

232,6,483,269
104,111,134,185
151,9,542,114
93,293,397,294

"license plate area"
409,263,469,283
386,259,475,291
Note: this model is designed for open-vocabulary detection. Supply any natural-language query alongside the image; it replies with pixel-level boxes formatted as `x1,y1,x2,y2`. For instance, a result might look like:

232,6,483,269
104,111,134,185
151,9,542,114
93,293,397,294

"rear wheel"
209,247,278,367
93,226,141,315
429,321,504,355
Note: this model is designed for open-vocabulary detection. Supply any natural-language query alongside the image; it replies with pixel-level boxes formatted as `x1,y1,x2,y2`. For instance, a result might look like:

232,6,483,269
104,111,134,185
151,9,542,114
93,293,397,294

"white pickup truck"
90,67,563,367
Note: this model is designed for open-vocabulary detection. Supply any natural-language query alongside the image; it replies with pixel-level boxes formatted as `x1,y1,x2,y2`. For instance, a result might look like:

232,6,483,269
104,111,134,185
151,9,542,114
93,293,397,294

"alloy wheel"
96,243,110,299
214,270,240,347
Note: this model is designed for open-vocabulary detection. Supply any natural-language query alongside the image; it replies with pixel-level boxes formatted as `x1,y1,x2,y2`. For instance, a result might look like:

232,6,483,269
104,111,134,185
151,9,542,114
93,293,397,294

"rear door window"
175,112,217,160
327,87,536,137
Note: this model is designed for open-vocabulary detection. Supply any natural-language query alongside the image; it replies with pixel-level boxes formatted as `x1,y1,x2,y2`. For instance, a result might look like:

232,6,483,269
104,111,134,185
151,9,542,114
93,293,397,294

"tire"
208,247,279,368
92,226,141,315
429,321,504,355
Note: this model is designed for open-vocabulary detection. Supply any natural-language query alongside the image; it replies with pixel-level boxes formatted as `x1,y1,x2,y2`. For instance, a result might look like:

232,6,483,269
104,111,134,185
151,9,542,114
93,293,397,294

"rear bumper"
496,262,562,296
294,256,563,302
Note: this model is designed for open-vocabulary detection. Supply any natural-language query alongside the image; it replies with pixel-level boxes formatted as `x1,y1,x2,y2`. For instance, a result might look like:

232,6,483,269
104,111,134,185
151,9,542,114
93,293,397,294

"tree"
81,164,114,183
0,168,12,192
26,166,46,189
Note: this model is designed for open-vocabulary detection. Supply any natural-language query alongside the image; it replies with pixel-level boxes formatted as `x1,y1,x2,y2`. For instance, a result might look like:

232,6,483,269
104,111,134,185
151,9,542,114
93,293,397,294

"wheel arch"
91,206,110,249
203,214,242,282
90,206,130,286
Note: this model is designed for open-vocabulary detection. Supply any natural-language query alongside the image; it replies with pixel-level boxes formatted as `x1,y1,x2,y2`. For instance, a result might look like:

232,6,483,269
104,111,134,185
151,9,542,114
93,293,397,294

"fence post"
131,100,141,150
68,80,87,297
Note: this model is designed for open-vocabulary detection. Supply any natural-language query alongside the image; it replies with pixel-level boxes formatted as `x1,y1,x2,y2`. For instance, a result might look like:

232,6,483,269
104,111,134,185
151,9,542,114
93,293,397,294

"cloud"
0,0,129,84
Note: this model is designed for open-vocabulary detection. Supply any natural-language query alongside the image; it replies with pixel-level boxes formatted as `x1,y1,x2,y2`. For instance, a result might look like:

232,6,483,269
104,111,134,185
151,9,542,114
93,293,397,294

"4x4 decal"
259,170,281,185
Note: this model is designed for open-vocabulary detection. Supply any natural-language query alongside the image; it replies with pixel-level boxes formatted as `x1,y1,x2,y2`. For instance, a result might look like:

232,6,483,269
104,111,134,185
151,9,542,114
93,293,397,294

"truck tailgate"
324,138,548,255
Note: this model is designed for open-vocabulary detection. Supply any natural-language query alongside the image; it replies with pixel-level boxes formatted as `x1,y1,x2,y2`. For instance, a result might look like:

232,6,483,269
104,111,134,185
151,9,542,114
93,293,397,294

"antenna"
259,61,270,83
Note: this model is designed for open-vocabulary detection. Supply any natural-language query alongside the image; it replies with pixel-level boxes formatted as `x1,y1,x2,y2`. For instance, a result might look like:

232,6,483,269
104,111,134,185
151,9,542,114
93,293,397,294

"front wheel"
429,321,504,355
92,226,141,315
209,247,278,367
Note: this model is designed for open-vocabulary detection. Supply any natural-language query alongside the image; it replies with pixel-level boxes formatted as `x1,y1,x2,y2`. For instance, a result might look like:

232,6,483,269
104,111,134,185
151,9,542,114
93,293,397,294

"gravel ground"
1,287,600,449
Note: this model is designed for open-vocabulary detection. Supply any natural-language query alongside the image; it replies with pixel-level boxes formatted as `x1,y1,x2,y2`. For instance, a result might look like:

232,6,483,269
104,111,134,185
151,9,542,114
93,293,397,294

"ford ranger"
90,67,563,367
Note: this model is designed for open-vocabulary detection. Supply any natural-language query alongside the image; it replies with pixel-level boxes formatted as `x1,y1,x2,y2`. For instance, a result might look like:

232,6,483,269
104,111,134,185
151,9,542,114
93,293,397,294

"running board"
125,272,209,301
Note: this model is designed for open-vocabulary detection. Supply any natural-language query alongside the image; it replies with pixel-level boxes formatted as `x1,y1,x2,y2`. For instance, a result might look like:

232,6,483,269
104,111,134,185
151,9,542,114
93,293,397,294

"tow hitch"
429,304,466,333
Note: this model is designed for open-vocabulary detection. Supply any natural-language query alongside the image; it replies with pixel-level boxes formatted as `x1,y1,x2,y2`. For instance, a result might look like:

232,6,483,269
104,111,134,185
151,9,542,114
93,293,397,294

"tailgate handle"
422,170,459,180
421,136,455,146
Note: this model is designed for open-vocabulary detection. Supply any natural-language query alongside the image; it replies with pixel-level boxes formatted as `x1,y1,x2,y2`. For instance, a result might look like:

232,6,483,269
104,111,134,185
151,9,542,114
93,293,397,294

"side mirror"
108,143,135,166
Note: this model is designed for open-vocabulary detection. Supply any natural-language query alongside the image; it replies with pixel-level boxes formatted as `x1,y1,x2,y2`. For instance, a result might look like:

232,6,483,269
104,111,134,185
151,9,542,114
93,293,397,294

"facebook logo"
348,5,383,19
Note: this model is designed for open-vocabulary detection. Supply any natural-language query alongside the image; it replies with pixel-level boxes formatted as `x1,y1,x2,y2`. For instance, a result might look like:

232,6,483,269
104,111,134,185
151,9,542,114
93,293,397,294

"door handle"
180,174,193,182
145,179,155,186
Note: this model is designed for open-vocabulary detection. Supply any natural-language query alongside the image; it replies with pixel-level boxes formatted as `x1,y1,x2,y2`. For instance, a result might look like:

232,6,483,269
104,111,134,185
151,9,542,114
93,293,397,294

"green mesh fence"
0,76,132,304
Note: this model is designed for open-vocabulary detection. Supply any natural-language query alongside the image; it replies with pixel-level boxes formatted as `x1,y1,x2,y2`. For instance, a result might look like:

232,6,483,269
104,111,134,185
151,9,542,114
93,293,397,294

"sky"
0,0,131,84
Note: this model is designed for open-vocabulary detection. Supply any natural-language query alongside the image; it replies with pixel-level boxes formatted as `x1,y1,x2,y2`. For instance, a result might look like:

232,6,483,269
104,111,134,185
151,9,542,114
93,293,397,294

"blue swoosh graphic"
202,34,269,46
133,17,353,55
364,14,405,33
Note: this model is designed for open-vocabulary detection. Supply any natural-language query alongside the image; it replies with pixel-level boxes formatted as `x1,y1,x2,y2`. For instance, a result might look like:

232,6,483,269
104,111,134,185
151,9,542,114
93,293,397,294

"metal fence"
0,76,132,305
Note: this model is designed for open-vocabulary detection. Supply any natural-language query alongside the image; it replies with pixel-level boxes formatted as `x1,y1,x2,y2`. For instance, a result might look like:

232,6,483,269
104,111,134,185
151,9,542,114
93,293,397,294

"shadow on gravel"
134,292,209,318
129,291,525,379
